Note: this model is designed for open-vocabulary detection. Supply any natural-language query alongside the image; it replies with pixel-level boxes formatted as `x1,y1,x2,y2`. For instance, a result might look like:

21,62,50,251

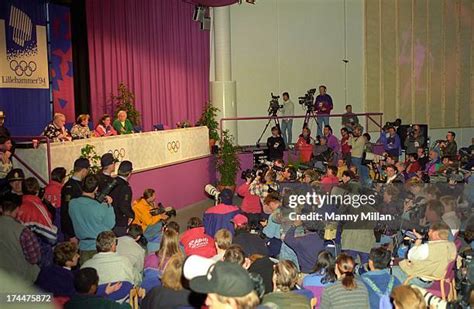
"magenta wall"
129,156,216,210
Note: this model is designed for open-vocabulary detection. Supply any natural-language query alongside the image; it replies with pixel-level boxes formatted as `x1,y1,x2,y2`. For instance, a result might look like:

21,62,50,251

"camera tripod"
302,109,322,134
256,111,281,147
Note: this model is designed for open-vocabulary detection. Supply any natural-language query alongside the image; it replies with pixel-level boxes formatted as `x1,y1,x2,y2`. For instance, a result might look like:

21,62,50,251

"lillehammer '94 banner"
0,0,49,89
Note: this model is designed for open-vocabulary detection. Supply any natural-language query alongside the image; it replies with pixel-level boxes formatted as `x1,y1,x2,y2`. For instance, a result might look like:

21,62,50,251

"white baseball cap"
183,255,216,280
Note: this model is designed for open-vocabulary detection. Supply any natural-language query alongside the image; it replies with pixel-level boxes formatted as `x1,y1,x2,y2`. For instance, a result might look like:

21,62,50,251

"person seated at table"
71,114,92,140
113,111,134,135
42,113,72,142
95,114,117,137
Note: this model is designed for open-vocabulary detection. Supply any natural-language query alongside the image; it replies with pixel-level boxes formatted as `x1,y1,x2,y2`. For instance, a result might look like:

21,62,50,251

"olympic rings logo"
167,141,180,153
9,60,37,77
108,148,126,160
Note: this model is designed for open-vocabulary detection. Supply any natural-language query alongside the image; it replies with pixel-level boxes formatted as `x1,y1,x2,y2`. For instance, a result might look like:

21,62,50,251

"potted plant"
68,144,101,176
112,82,141,126
216,130,240,191
197,103,220,147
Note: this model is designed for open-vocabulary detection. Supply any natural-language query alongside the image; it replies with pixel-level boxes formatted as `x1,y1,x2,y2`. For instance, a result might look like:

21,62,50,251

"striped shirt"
320,279,369,309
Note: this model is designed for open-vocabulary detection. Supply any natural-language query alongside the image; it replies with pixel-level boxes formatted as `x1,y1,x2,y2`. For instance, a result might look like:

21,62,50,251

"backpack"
362,275,395,309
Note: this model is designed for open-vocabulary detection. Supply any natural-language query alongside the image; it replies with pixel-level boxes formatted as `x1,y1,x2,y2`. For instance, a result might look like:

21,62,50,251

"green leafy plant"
197,103,220,141
216,130,240,187
80,144,101,174
112,83,141,126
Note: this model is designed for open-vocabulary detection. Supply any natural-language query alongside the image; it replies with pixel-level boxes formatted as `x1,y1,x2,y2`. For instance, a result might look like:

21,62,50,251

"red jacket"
295,136,314,163
236,183,261,214
44,180,63,208
180,227,216,258
18,195,58,242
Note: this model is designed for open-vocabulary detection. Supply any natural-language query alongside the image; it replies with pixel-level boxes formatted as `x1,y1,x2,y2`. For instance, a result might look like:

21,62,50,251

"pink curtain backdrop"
86,0,210,130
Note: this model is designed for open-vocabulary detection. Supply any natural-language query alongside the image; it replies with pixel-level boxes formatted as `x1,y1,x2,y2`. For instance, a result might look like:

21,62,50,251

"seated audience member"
61,158,90,242
423,200,445,227
81,231,141,286
267,126,285,161
213,229,233,261
249,169,279,207
336,159,348,180
97,153,117,193
69,174,115,264
95,114,117,137
109,160,135,237
340,128,351,166
392,222,457,287
341,104,359,131
141,255,206,308
132,188,168,233
424,149,441,176
237,175,262,221
440,131,458,158
262,260,311,308
65,268,130,309
203,189,240,237
0,200,40,283
144,229,182,273
320,254,369,308
295,127,316,163
406,153,421,174
361,247,401,309
189,261,260,309
36,241,79,297
18,177,58,266
116,224,145,276
323,125,340,157
320,165,339,188
0,168,24,205
0,136,13,182
0,110,10,138
440,195,461,235
44,167,67,208
379,126,401,158
247,254,276,295
390,285,426,309
42,112,72,142
284,221,325,274
181,217,216,258
303,250,337,302
385,164,405,184
113,110,134,135
232,214,268,257
223,244,248,268
417,147,429,170
70,114,92,140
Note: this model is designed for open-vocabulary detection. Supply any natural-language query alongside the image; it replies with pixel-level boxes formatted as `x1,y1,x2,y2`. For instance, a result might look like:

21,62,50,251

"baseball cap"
100,153,118,168
74,158,90,170
190,261,254,297
219,189,234,205
231,214,248,227
7,168,25,182
183,255,216,280
118,160,133,174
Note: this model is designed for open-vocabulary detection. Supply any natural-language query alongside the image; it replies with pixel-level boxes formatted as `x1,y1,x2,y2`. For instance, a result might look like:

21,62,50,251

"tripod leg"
256,117,274,146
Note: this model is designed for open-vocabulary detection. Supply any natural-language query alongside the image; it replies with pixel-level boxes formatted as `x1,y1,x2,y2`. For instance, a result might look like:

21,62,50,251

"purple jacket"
284,227,325,273
326,134,340,154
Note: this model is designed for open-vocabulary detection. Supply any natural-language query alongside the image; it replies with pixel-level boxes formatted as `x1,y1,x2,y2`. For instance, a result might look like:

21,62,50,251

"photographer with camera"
267,126,285,161
439,131,458,159
132,188,170,235
68,174,115,264
203,188,240,237
404,125,425,155
315,85,333,137
249,168,279,207
237,170,262,221
391,222,457,288
280,92,294,147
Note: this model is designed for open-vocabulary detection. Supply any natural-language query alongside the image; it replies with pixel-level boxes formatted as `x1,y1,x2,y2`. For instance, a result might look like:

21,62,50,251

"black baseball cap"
7,168,25,182
74,158,90,170
118,160,133,174
190,261,254,297
101,153,118,168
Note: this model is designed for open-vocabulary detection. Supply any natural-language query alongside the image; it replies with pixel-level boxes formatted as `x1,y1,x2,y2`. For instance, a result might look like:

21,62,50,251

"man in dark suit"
97,153,117,193
109,160,135,236
61,158,90,242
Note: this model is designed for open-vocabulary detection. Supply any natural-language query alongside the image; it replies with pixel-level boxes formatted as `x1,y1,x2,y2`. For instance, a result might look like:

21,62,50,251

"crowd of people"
0,105,473,309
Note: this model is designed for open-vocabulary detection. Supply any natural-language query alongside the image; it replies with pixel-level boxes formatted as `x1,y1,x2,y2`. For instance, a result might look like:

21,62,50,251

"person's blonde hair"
391,285,426,309
157,229,181,269
161,255,184,291
214,291,260,309
273,260,299,292
214,229,232,250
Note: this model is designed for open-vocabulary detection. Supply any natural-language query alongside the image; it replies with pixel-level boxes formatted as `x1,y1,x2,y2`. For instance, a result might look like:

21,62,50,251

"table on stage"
14,126,210,182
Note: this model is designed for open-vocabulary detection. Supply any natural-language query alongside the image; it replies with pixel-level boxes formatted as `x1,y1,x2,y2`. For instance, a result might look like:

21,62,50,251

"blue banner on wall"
0,0,50,135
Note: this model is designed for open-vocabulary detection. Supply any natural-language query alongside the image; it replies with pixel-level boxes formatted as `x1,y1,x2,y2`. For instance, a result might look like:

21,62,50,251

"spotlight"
193,5,206,22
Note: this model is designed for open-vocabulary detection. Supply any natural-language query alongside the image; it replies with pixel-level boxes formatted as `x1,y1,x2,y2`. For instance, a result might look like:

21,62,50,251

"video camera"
149,202,177,218
298,88,316,111
96,179,118,204
268,93,282,116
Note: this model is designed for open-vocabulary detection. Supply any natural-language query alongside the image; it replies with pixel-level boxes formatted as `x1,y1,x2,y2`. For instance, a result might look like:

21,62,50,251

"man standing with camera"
314,85,333,137
280,92,294,147
404,125,425,155
109,160,135,237
69,174,115,264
